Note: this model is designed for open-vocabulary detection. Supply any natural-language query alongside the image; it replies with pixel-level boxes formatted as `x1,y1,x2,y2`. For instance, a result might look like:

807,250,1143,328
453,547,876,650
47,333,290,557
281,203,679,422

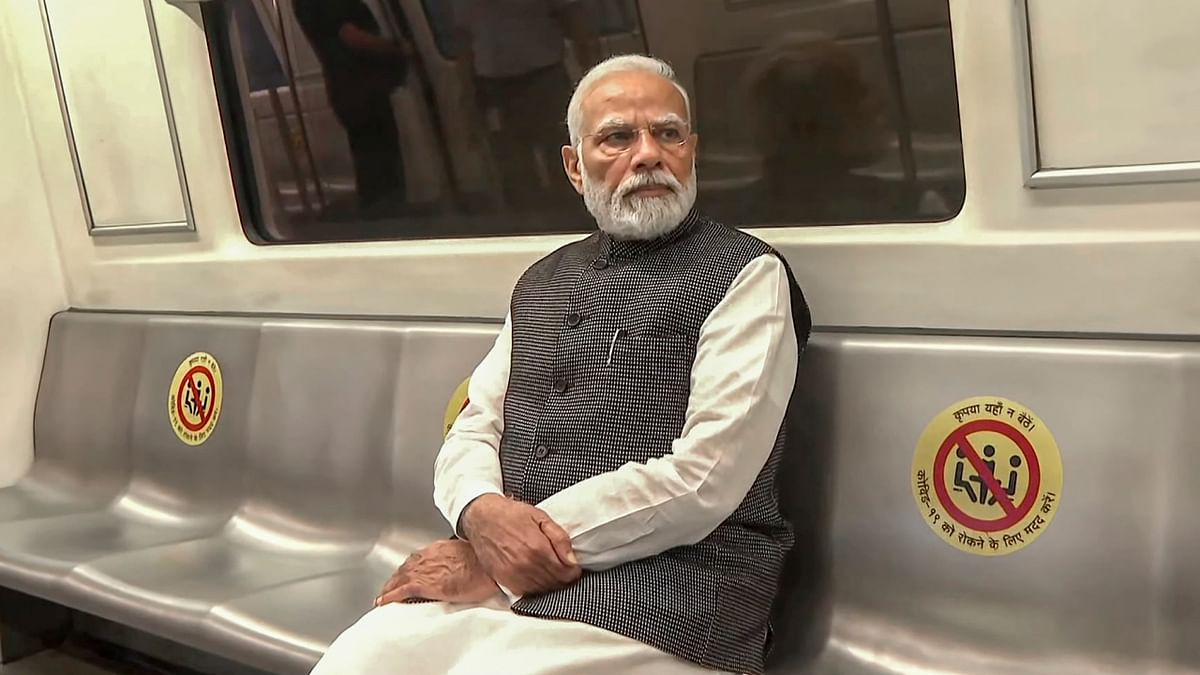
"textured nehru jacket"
500,209,812,674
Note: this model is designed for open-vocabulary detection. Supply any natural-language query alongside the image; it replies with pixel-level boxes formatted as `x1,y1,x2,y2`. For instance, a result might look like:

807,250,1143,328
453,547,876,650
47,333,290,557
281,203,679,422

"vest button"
534,445,549,459
565,312,582,328
553,378,569,394
592,258,609,270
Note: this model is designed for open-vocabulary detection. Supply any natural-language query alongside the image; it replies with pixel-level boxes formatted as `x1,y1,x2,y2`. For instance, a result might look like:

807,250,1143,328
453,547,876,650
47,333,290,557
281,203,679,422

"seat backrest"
238,319,402,544
121,315,261,520
31,312,146,501
767,331,1200,673
767,336,837,667
384,323,499,543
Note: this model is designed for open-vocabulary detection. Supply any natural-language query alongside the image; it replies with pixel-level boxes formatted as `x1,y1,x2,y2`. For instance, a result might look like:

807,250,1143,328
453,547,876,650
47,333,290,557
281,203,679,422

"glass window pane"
207,0,964,244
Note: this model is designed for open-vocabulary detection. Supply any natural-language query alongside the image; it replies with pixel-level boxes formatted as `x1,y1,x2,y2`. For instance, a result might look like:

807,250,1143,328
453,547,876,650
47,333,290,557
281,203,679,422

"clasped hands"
375,494,580,606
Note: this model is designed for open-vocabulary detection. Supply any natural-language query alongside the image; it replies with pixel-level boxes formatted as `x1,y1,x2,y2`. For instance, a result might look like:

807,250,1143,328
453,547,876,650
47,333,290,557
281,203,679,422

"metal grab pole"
874,0,918,183
272,0,328,210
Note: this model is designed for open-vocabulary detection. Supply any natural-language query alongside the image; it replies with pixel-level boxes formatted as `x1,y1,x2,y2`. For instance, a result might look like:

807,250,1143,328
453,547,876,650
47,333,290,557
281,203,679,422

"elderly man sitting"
310,54,811,675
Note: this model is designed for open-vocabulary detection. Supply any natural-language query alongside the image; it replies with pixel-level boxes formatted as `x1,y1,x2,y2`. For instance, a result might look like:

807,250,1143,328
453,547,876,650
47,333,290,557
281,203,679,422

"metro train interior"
0,0,1197,673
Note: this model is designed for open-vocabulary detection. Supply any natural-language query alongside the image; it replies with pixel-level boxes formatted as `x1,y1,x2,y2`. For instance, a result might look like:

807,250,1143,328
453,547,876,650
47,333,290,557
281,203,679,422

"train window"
204,0,964,244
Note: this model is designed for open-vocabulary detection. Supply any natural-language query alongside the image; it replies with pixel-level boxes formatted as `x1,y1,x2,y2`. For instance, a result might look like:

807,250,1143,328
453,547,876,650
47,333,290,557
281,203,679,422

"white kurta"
312,596,732,674
311,254,797,674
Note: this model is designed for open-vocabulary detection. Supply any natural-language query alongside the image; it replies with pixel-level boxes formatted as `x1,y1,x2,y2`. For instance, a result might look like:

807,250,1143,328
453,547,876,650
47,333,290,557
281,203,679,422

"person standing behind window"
454,0,602,211
294,0,414,212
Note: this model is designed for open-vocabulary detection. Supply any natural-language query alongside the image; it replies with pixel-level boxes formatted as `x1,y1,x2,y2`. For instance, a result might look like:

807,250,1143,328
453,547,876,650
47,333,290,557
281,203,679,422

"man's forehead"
582,71,688,127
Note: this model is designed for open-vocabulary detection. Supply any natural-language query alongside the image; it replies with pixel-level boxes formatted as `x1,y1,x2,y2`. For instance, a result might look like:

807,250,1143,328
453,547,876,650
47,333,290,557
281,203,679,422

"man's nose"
630,130,665,171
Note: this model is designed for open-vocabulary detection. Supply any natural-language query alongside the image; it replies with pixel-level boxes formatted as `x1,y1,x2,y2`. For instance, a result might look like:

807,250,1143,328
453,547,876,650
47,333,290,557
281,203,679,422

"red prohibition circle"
932,419,1041,532
175,366,216,433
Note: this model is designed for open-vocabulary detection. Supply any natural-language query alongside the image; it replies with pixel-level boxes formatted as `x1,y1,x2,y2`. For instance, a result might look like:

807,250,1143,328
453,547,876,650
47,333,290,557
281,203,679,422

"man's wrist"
457,492,502,540
446,484,503,538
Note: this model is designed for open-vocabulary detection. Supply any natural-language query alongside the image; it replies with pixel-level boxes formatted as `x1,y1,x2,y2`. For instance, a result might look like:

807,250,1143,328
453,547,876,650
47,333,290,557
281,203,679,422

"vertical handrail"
271,0,328,210
267,87,314,214
874,0,918,183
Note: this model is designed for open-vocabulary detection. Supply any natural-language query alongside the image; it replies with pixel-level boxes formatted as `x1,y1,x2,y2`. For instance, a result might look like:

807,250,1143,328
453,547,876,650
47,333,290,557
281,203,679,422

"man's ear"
562,144,584,195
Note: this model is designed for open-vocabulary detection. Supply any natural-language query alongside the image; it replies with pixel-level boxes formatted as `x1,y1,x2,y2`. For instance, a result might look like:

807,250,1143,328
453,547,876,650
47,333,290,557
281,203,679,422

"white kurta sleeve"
536,254,799,570
432,315,511,536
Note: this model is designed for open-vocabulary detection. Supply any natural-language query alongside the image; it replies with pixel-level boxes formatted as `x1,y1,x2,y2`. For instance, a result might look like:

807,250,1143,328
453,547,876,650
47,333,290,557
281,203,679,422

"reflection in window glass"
209,0,964,243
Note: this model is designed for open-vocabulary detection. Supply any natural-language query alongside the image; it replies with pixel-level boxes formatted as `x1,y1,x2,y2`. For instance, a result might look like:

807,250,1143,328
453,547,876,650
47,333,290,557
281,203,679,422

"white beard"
582,163,698,241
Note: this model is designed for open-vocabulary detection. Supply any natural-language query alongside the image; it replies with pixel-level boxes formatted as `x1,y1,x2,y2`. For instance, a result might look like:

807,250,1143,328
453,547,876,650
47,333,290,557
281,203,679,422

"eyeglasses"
582,121,692,156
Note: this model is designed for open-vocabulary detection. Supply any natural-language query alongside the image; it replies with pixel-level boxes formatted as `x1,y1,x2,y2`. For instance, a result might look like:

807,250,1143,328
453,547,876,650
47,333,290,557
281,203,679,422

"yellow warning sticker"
443,377,471,439
168,352,223,446
912,396,1062,555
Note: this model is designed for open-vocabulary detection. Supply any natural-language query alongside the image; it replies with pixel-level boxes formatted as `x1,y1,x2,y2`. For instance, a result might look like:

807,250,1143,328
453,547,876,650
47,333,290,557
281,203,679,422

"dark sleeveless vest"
501,210,811,674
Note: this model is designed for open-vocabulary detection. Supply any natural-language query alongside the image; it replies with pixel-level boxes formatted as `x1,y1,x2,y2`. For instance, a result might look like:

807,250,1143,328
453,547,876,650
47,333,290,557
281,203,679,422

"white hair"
566,54,692,146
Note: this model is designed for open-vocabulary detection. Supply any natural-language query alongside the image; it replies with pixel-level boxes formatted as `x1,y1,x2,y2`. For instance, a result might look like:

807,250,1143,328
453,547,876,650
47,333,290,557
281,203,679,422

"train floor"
0,636,202,675
0,651,119,675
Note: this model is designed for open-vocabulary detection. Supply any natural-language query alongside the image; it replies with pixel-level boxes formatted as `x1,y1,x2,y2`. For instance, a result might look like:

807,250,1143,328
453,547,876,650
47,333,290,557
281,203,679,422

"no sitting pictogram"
934,419,1040,532
912,396,1063,556
168,352,223,446
176,366,216,432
